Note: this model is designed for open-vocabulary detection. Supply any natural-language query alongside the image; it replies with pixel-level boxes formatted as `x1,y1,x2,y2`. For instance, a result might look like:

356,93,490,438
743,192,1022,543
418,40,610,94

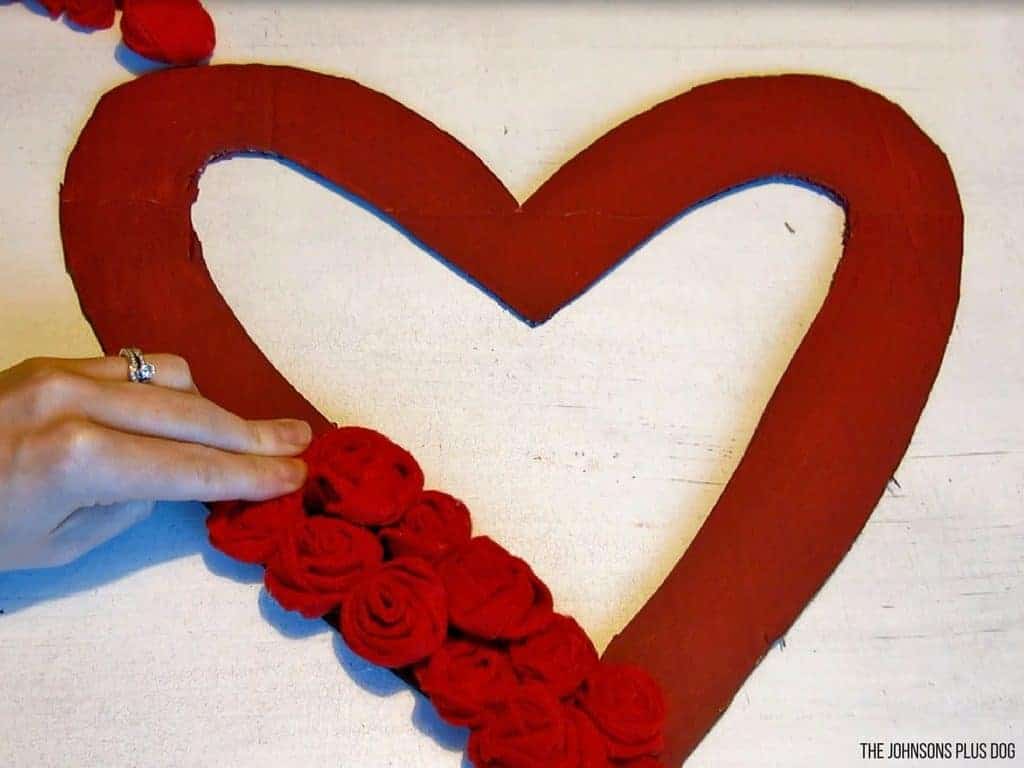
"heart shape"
59,64,962,766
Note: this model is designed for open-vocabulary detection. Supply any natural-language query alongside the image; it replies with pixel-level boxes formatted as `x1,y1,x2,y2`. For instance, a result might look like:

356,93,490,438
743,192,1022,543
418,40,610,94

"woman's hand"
0,354,311,571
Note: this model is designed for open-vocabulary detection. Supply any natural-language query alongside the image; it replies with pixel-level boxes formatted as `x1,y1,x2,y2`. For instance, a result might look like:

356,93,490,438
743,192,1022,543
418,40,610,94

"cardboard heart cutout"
59,65,962,766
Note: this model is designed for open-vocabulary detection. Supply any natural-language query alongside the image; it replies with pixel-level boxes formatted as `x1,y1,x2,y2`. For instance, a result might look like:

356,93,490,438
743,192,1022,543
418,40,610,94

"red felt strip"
59,65,962,765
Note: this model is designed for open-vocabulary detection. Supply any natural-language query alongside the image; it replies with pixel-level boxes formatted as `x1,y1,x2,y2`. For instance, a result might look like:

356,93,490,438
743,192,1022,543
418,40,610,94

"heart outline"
59,65,962,765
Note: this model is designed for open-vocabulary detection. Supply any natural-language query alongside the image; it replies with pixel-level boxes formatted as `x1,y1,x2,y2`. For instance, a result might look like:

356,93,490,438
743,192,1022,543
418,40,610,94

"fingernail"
278,458,307,489
275,419,312,448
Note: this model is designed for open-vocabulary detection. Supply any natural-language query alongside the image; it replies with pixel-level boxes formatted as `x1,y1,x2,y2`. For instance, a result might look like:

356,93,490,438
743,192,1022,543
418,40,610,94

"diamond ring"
119,347,157,384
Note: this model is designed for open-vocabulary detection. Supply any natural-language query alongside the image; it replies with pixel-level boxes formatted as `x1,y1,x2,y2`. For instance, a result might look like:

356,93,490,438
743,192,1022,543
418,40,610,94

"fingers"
83,382,313,456
46,500,156,566
2,360,311,457
14,353,197,391
21,370,310,456
0,352,309,572
34,420,307,506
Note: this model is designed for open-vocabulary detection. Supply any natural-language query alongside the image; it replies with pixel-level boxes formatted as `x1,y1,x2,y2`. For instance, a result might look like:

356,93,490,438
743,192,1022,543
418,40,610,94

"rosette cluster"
207,426,668,768
27,0,216,66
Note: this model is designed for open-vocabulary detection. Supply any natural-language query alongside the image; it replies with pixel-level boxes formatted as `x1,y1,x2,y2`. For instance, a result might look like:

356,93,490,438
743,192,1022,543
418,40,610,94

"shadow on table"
115,41,168,76
6,1,172,75
0,501,225,613
0,500,469,756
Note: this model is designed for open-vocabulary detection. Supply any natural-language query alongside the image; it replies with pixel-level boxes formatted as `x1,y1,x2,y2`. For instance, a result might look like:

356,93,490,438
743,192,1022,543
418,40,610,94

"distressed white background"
0,2,1021,767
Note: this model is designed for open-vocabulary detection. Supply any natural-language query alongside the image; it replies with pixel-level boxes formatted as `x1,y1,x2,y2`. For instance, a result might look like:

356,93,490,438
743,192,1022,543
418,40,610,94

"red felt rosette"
206,490,304,564
577,663,666,760
438,536,554,640
510,614,598,698
39,0,66,17
120,0,216,66
340,557,448,668
380,490,472,562
29,0,217,65
569,707,612,768
66,0,116,28
202,420,669,767
264,515,383,619
467,685,609,768
305,426,424,527
415,638,518,727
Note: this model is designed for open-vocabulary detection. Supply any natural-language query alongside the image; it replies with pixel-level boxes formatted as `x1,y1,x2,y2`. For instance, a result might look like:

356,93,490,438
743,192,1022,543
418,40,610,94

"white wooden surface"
0,3,1021,766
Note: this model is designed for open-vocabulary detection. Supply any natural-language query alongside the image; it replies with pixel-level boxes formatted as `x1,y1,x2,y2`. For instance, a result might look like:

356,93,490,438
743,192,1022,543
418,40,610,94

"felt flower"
340,557,448,668
616,759,667,768
380,490,472,562
264,515,383,619
36,0,111,28
205,491,304,564
305,426,424,527
28,0,217,65
120,0,215,65
577,663,666,760
38,0,66,17
467,685,609,768
66,0,116,28
510,614,598,698
415,638,519,727
438,536,554,640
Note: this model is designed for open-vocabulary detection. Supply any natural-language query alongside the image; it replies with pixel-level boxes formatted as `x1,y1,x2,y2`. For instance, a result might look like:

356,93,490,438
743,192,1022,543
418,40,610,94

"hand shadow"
0,500,235,614
332,632,470,755
0,499,469,757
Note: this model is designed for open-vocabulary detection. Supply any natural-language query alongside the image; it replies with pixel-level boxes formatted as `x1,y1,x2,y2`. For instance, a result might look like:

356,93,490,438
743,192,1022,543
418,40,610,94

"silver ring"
119,347,156,384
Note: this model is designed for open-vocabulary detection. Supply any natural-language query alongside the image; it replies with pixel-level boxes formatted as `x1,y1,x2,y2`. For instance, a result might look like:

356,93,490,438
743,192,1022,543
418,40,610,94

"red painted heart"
59,65,962,765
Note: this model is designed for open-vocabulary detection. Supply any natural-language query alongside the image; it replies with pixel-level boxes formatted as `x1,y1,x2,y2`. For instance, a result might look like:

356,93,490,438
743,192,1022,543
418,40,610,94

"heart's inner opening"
194,156,844,651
